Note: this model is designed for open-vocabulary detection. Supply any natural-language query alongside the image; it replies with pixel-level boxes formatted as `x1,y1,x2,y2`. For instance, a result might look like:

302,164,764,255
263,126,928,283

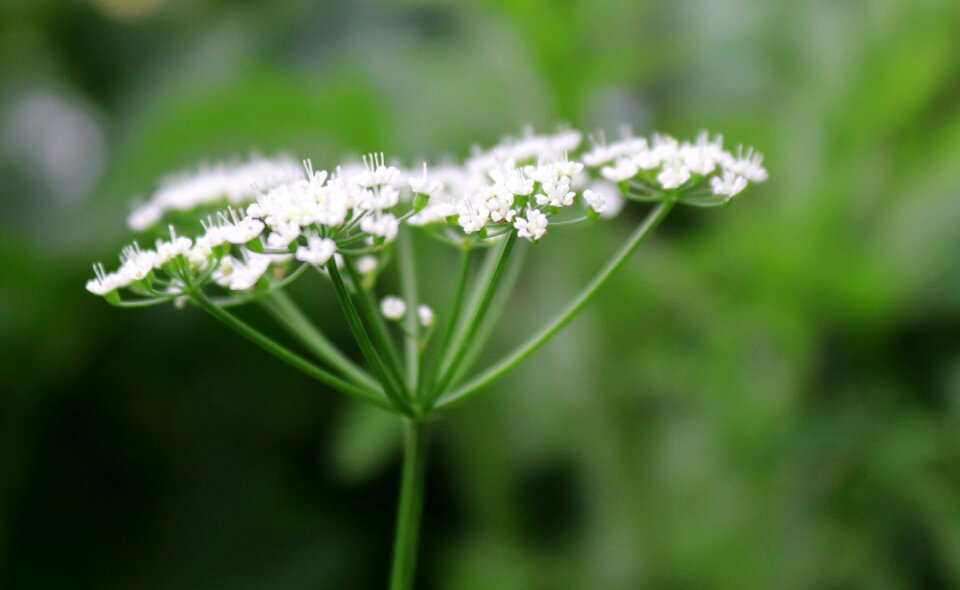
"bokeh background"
3,0,960,588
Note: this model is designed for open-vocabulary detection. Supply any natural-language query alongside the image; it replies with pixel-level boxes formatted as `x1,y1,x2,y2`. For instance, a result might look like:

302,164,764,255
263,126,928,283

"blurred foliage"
2,0,960,588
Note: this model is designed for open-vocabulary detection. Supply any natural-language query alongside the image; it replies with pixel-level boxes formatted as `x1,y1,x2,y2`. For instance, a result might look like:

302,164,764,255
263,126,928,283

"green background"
2,0,960,588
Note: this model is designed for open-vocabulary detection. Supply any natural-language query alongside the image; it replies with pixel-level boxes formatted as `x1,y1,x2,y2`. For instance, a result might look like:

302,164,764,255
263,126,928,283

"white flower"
265,221,301,249
485,189,516,223
681,132,723,176
457,197,490,234
86,263,127,295
656,157,691,190
360,213,399,242
408,163,444,196
118,242,158,282
650,134,680,163
295,235,337,266
417,304,434,327
358,185,400,212
355,152,400,187
584,132,647,167
155,226,193,265
126,155,303,231
600,158,638,182
526,158,583,183
90,126,769,305
489,161,534,197
731,146,768,182
585,180,625,219
187,239,214,268
355,255,378,275
582,189,606,213
710,168,748,197
214,252,271,291
582,143,617,167
225,216,265,244
535,174,575,208
514,208,548,241
127,204,163,232
380,296,406,320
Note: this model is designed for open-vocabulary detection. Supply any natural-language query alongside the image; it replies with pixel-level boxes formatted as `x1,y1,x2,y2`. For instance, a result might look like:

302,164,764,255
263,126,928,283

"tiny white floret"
381,296,407,321
417,304,434,328
295,235,337,266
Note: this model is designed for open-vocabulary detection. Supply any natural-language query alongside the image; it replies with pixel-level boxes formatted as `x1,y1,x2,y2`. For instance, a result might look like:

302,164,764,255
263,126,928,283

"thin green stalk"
441,242,501,367
326,263,411,414
397,231,420,394
342,258,406,388
449,240,527,387
420,247,471,397
431,232,518,398
260,290,378,391
389,419,430,590
190,291,392,410
436,201,674,409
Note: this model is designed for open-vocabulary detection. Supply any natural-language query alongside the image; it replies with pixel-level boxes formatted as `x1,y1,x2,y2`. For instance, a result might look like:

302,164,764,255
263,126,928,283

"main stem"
389,419,430,590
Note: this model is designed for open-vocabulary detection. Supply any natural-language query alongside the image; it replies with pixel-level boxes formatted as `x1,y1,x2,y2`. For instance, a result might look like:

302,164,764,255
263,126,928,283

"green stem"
450,239,527,387
326,263,411,414
190,291,392,410
342,258,407,389
431,232,518,399
260,291,379,391
389,419,430,590
421,247,471,397
441,242,501,366
436,201,674,409
397,231,420,394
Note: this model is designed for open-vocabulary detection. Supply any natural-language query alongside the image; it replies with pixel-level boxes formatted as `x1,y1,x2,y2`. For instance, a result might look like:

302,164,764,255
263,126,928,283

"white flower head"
582,188,606,213
535,174,575,208
457,196,490,234
732,146,768,182
356,152,400,187
361,213,399,242
681,132,723,176
408,163,444,196
359,185,400,212
656,157,691,190
126,155,303,231
89,126,768,306
295,235,337,266
710,168,749,198
265,221,301,249
485,189,516,223
118,242,158,282
356,255,378,275
514,208,548,241
225,212,265,244
86,262,127,295
601,158,638,182
417,304,435,328
380,296,407,321
585,180,625,219
155,226,193,265
213,251,271,291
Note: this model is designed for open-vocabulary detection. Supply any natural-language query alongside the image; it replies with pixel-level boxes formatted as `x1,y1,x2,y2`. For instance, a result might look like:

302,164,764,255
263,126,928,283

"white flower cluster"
584,131,768,202
87,127,766,304
88,154,414,299
408,128,599,243
127,155,304,231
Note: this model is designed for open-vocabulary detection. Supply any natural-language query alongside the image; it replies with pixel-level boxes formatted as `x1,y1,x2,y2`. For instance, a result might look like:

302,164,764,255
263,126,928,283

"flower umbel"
85,126,767,590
